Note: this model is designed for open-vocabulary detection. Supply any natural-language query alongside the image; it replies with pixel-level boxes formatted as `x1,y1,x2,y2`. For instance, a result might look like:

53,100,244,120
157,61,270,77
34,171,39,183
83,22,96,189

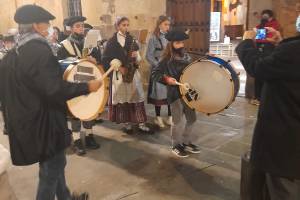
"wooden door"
167,0,211,55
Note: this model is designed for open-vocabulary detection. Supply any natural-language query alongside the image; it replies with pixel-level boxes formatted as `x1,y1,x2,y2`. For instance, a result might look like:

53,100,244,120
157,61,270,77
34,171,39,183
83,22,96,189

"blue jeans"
36,151,71,200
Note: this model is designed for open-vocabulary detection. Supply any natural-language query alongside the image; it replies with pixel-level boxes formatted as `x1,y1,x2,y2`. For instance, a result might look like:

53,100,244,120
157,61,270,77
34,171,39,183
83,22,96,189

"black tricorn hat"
65,16,87,27
165,29,189,42
14,4,55,24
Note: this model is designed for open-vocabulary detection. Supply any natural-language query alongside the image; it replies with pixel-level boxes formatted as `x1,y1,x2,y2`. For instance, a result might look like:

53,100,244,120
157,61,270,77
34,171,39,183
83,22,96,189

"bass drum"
180,56,240,115
63,59,109,121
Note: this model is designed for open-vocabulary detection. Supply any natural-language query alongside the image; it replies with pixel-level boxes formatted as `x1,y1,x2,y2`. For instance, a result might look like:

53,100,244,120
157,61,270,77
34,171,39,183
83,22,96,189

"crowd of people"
0,3,300,200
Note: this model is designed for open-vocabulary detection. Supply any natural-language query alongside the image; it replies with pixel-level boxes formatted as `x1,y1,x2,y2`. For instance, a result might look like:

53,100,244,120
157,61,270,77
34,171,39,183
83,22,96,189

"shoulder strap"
61,40,82,58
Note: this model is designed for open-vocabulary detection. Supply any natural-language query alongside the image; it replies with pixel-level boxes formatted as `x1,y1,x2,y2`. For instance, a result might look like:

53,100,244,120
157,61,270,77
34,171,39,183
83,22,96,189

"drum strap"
61,40,82,58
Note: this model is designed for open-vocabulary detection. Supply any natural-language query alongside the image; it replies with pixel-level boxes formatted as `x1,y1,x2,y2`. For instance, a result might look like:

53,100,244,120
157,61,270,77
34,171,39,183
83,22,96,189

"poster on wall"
210,12,221,42
225,0,245,25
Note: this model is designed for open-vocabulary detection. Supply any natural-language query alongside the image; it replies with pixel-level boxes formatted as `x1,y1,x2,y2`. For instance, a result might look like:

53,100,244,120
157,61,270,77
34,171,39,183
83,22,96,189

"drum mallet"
175,81,190,91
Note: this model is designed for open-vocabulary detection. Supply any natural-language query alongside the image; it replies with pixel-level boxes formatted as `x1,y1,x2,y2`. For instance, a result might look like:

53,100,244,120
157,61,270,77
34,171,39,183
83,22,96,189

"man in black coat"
0,5,102,200
236,28,300,199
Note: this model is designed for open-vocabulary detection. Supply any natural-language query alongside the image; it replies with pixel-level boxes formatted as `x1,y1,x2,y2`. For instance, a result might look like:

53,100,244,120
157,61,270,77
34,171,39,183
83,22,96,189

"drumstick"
175,81,190,90
97,59,122,82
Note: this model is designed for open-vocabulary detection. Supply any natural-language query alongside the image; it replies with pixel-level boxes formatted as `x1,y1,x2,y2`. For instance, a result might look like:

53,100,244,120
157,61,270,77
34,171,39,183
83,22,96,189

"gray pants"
170,99,197,146
266,173,300,200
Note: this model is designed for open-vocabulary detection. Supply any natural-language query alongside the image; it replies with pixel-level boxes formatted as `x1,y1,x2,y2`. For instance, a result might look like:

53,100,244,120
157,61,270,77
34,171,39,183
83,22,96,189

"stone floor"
0,57,258,200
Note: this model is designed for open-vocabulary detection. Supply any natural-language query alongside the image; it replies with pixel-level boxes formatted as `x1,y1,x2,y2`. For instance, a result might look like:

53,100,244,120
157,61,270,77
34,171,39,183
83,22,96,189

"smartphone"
255,28,267,40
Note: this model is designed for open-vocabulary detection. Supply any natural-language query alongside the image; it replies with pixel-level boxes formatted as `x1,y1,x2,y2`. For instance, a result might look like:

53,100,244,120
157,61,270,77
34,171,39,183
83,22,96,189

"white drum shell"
180,59,235,114
64,60,108,121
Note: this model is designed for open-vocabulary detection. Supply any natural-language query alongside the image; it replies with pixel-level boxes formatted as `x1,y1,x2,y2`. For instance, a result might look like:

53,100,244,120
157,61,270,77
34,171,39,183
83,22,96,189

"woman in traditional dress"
102,16,152,134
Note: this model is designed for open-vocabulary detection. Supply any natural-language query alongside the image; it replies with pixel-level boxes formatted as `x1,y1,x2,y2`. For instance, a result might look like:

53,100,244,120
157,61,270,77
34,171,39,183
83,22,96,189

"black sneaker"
73,139,86,156
172,144,189,158
72,192,89,200
183,143,201,154
86,134,100,150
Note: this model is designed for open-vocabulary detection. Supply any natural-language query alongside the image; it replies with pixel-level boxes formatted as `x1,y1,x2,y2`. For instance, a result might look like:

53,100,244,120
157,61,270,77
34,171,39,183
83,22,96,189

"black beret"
165,29,189,42
65,16,86,27
14,4,55,24
84,23,93,30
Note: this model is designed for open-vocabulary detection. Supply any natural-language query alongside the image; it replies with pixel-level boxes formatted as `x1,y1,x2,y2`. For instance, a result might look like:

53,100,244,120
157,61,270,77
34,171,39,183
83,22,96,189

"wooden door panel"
167,0,211,55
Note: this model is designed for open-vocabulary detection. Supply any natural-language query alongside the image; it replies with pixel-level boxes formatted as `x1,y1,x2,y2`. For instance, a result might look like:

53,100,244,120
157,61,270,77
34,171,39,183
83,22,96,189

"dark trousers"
36,151,71,200
71,118,95,132
266,173,300,200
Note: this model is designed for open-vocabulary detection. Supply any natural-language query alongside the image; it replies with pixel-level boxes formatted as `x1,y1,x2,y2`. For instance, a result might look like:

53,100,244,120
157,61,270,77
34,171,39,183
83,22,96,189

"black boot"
86,134,100,150
73,139,86,156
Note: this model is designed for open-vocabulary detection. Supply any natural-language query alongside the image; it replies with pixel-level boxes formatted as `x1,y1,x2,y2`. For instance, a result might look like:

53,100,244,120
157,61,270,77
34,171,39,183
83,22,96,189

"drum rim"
63,59,109,121
179,59,236,115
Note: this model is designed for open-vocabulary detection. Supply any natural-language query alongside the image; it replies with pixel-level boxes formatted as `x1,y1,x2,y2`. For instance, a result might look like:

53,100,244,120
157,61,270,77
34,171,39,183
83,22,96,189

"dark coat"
151,54,191,104
102,32,138,71
236,36,300,179
0,40,89,166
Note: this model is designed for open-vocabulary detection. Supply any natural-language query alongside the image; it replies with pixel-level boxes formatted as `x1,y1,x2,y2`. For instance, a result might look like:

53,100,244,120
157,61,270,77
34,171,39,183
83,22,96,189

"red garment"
256,19,280,43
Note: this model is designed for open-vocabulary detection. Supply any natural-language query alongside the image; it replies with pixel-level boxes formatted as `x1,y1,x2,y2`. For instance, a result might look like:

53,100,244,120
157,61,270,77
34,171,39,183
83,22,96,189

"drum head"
180,60,235,114
64,60,108,121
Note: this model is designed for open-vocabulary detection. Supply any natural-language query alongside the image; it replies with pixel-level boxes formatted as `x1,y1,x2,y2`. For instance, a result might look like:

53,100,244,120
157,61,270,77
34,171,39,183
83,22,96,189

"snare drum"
63,59,109,121
180,56,240,115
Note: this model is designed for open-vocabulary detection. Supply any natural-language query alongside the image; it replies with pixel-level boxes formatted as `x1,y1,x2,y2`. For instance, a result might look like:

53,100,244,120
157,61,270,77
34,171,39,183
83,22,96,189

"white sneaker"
154,116,165,128
164,116,174,126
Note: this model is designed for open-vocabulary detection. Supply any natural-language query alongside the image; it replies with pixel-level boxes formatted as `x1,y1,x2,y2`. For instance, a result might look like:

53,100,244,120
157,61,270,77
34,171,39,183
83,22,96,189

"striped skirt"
108,70,147,124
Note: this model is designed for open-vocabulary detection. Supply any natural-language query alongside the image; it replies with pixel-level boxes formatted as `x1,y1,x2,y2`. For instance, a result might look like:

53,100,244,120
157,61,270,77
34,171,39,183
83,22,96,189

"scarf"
16,32,54,55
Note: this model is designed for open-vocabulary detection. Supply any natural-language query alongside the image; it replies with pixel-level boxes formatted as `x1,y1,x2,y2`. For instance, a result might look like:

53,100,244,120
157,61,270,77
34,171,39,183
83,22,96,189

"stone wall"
0,0,17,33
0,0,67,33
82,0,166,31
272,0,299,38
247,0,299,38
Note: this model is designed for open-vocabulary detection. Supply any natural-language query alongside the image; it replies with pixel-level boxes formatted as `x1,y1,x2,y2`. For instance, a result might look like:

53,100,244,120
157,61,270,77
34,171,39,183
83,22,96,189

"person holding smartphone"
251,10,280,106
237,27,300,200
